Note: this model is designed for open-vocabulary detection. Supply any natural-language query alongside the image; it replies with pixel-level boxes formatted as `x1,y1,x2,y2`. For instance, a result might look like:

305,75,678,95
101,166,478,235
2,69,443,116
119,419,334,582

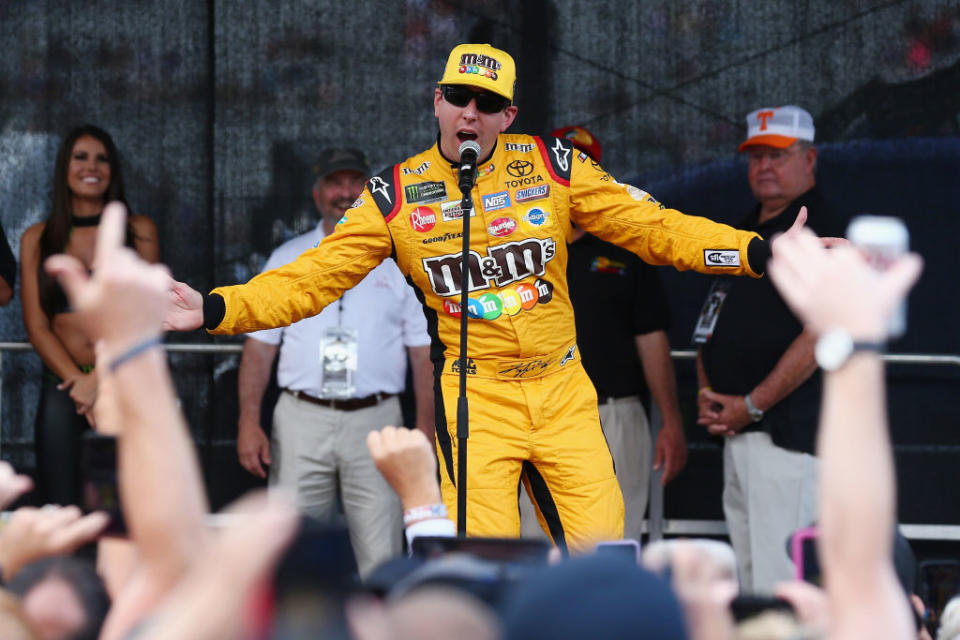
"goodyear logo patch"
515,184,549,203
422,231,463,245
482,191,511,212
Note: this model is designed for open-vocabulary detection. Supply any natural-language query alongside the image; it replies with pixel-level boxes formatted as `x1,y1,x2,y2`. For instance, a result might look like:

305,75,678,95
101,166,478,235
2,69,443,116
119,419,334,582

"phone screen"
411,536,551,565
790,526,822,585
919,560,960,631
593,540,640,565
80,433,126,536
730,595,794,622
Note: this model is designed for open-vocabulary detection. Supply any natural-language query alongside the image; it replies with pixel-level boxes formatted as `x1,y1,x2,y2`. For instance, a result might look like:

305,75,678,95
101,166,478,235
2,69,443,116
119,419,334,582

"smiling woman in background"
20,124,159,506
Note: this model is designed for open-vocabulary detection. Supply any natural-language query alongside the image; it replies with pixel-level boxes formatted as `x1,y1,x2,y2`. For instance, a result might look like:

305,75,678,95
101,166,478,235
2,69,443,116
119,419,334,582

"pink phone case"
791,525,818,580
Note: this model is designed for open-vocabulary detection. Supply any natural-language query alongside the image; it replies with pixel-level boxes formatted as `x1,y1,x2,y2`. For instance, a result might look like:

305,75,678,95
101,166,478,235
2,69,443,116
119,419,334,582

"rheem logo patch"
410,206,437,232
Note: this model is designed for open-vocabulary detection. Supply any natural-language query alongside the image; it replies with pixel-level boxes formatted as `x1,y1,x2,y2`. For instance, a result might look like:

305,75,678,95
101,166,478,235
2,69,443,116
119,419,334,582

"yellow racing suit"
207,134,762,549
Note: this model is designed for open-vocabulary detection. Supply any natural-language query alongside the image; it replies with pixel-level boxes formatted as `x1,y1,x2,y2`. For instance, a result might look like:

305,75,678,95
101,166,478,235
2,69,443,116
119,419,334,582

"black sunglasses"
441,85,510,114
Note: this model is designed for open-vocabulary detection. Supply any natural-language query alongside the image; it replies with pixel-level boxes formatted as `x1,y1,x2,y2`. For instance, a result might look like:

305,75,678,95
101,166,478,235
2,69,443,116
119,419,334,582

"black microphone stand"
455,148,477,537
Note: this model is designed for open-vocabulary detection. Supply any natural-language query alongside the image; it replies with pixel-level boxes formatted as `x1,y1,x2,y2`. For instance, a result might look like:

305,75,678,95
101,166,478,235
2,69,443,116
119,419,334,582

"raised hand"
769,206,849,253
768,227,922,340
366,425,440,510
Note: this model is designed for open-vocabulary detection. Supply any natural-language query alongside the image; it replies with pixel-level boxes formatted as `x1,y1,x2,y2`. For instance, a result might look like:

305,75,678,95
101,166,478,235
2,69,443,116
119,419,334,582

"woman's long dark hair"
37,125,131,317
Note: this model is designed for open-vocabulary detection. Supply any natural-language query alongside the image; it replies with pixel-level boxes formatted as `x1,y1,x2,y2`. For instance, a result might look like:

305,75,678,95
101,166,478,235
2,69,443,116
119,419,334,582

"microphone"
457,140,481,194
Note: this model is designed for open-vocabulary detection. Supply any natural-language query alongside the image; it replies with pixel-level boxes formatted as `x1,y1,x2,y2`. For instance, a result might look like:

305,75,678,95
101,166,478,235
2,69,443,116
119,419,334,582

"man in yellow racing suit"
169,44,778,551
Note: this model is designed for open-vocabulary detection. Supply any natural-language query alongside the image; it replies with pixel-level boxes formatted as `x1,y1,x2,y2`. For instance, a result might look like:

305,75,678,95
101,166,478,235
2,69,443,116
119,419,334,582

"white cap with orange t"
738,105,815,151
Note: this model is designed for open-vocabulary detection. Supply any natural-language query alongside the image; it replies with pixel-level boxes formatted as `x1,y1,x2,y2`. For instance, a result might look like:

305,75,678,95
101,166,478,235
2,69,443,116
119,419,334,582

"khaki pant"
723,431,818,593
270,391,403,577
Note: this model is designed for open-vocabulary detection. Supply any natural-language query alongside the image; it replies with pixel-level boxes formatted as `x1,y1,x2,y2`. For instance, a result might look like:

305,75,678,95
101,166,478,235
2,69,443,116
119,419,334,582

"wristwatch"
815,329,886,371
743,393,764,423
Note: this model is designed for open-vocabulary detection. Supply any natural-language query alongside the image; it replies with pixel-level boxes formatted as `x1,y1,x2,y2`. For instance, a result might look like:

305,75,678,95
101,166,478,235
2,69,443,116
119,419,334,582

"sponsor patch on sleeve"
704,250,740,267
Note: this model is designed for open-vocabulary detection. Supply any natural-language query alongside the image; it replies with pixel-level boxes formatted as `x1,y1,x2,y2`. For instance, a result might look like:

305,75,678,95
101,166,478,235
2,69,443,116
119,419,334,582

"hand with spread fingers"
0,505,110,581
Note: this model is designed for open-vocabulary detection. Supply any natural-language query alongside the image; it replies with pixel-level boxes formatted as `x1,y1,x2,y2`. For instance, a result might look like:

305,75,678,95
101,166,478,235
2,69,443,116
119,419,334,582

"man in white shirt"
235,148,434,576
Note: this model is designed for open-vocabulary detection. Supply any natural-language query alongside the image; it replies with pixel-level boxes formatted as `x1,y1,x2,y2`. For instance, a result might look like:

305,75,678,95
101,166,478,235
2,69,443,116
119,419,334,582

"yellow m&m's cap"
438,43,516,102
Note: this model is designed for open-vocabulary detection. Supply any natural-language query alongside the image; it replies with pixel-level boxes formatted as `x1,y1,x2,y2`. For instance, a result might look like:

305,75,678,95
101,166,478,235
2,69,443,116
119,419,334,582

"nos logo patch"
482,191,511,212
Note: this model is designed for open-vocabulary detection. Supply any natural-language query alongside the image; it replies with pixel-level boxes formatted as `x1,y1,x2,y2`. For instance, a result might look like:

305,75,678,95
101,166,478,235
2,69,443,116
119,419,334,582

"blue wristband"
109,336,164,372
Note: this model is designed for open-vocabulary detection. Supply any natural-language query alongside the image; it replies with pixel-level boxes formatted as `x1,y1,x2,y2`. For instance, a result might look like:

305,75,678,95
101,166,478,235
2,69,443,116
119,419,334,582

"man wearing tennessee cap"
695,105,847,590
166,46,815,551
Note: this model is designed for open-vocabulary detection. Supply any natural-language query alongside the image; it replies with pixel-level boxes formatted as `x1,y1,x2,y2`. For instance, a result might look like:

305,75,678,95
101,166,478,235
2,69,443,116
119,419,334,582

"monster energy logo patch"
404,181,447,204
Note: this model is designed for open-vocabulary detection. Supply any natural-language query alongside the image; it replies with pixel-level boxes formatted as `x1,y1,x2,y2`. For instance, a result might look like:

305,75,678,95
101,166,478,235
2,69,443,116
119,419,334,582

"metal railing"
0,342,957,540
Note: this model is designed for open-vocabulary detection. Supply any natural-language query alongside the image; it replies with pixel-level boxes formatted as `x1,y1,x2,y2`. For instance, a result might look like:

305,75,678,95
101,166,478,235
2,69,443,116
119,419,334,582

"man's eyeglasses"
747,147,799,166
441,85,510,114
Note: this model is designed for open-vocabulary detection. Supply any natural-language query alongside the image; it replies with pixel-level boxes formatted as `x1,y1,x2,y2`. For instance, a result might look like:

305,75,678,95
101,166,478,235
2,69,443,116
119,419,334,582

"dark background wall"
0,1,957,519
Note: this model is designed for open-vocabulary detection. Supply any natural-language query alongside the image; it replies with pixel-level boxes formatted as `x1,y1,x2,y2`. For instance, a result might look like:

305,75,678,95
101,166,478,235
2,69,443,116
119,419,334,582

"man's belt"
443,341,581,380
283,389,395,411
597,394,641,405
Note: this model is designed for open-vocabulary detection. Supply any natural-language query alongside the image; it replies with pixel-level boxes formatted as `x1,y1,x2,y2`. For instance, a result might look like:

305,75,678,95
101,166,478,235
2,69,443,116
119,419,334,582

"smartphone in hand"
80,433,126,537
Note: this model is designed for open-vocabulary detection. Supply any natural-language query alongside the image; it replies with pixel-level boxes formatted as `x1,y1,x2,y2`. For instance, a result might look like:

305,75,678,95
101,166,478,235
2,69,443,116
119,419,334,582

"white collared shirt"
247,224,430,397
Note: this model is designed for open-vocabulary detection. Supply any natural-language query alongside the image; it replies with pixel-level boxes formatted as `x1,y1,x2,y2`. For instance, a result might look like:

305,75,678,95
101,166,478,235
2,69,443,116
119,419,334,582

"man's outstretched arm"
164,192,394,335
